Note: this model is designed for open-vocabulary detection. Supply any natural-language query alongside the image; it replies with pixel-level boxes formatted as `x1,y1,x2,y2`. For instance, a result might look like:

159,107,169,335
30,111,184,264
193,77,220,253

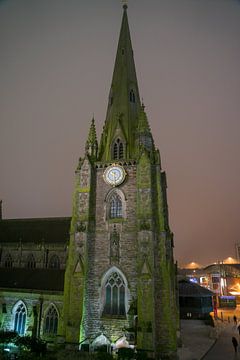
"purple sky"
0,0,240,266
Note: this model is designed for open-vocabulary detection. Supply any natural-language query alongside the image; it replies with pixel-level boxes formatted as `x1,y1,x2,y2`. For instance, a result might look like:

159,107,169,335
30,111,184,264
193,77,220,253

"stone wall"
81,164,138,341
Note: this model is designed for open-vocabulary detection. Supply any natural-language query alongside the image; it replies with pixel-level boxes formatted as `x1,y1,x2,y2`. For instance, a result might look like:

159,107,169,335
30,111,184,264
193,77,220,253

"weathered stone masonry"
63,5,178,359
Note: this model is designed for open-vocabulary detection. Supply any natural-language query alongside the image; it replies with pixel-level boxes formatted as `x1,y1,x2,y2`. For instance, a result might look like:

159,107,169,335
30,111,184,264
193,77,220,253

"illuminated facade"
0,217,69,341
0,5,178,359
62,5,178,358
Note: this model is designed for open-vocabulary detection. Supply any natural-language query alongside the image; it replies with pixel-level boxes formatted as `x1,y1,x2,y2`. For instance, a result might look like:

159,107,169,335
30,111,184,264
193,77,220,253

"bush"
117,347,134,360
0,331,18,344
93,352,113,360
15,336,46,355
135,350,148,360
0,331,47,358
18,352,55,360
56,349,94,360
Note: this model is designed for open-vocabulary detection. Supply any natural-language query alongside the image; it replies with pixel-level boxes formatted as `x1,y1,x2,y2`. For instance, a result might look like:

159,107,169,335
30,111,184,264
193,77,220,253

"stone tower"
63,5,178,359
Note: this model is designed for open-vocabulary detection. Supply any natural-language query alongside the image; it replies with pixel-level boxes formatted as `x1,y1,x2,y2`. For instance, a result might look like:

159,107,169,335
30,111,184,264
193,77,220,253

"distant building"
179,261,240,305
178,279,213,319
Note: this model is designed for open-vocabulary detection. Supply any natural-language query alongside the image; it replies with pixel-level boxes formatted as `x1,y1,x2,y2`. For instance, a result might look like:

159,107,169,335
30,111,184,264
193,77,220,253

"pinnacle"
85,117,98,159
88,118,97,145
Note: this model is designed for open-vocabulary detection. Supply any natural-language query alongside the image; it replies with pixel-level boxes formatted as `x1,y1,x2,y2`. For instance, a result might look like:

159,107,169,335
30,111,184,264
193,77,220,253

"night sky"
1,0,240,266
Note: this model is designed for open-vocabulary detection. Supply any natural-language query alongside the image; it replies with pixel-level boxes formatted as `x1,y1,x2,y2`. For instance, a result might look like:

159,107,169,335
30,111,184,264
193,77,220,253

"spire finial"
122,0,128,10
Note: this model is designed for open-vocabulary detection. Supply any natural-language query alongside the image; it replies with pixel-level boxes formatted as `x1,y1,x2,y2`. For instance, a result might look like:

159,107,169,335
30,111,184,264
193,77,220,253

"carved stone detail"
110,225,120,264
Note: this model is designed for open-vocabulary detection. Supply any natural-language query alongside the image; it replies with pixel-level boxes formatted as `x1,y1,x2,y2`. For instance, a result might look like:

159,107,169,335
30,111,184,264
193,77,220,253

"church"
0,5,178,359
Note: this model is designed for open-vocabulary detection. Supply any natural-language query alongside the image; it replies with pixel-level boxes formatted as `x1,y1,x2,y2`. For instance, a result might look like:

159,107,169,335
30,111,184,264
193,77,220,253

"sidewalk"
178,320,216,360
178,306,240,359
202,322,240,360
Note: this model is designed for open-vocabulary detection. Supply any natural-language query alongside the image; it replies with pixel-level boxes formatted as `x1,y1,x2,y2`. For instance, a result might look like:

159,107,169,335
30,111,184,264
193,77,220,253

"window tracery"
44,305,58,335
110,193,122,218
49,255,60,269
103,271,126,316
113,138,124,160
14,302,26,335
4,253,13,268
26,254,36,269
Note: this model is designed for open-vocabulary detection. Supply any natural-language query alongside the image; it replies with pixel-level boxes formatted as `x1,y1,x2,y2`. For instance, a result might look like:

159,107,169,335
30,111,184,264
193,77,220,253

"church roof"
0,217,71,244
0,268,64,292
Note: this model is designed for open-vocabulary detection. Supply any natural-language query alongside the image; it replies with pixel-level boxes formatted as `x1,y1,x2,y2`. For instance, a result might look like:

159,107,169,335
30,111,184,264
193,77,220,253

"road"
203,323,240,360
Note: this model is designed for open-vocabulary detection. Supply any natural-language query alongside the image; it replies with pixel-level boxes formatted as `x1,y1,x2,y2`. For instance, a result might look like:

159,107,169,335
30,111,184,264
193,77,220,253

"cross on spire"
122,0,128,10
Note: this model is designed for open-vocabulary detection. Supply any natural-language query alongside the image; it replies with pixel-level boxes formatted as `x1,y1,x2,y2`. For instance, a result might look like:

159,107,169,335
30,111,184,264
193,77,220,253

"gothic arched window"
14,302,26,335
129,89,135,103
119,142,124,158
49,255,60,269
44,305,58,335
110,193,122,218
113,138,124,160
4,253,13,268
26,254,36,269
103,272,126,316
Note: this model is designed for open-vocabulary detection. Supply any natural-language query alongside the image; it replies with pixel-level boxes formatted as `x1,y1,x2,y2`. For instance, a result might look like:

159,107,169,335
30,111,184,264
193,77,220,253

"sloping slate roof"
0,217,71,243
0,268,65,292
179,280,214,297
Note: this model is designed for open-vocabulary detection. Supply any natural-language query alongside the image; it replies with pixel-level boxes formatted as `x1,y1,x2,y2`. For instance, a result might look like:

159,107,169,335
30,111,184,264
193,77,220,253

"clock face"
103,165,126,186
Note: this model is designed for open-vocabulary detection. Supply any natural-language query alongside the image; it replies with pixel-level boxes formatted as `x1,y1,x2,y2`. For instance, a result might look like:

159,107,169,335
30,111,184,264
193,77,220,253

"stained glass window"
14,303,26,335
103,272,125,316
110,193,122,218
44,305,58,335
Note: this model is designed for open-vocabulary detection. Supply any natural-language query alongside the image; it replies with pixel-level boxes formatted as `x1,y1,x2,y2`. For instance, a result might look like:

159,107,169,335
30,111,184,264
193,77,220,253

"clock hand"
110,171,116,179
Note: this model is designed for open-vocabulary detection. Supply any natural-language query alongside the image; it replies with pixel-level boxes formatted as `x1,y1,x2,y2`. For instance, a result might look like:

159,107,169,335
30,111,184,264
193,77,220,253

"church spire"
99,5,141,161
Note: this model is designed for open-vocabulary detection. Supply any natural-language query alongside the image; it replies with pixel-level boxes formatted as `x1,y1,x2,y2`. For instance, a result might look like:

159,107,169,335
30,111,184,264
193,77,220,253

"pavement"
177,320,216,360
178,306,240,360
202,323,240,360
